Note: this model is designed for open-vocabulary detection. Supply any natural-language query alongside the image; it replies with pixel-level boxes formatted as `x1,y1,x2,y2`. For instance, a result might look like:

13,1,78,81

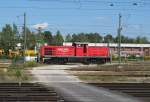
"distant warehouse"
63,43,150,57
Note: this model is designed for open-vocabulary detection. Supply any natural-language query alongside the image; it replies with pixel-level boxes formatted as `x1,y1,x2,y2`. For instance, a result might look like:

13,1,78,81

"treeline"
0,24,64,55
43,32,150,45
65,33,149,44
0,24,149,55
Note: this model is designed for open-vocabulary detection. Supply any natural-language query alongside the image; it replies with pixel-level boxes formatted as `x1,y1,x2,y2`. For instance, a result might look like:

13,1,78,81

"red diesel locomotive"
40,42,110,64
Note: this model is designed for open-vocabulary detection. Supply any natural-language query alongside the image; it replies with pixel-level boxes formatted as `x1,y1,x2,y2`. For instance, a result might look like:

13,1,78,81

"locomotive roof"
73,42,89,44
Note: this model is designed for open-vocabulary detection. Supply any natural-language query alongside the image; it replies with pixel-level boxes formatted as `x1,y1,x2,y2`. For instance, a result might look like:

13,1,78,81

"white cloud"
32,22,48,30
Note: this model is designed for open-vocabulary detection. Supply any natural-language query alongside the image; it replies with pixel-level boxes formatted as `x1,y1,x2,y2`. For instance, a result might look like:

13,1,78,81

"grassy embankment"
0,61,39,82
68,61,150,83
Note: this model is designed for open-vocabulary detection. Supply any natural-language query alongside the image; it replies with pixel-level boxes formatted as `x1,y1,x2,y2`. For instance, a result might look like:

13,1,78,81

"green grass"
79,76,126,81
7,67,29,81
78,75,150,83
0,61,39,82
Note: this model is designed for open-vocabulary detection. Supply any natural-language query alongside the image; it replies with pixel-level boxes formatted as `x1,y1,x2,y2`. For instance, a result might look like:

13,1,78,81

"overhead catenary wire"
29,0,150,3
0,0,150,11
29,0,150,11
0,0,149,38
0,6,149,11
28,0,150,6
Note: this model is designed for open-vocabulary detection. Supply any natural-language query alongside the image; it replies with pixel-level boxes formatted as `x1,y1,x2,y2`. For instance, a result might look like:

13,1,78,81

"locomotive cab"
72,42,88,56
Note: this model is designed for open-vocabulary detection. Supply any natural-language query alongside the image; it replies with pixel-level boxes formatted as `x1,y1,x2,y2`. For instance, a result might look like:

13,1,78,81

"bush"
9,63,23,69
15,68,22,78
23,61,37,68
128,55,136,59
112,55,144,62
144,56,150,61
12,56,24,64
8,64,29,81
9,61,37,69
112,56,126,62
0,55,10,59
112,55,118,61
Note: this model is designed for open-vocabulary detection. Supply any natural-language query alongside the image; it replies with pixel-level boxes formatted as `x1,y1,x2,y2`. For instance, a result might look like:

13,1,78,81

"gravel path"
29,64,142,102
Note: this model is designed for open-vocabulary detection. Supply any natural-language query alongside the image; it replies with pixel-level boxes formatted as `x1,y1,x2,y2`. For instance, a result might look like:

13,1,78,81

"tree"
135,36,149,44
104,34,114,43
13,24,18,36
26,28,36,49
72,34,78,42
1,24,15,55
71,32,103,43
65,34,72,42
13,24,21,47
127,38,135,43
21,28,36,49
86,33,102,43
140,37,149,44
42,31,53,45
114,35,130,43
89,33,103,43
53,30,64,45
77,33,88,42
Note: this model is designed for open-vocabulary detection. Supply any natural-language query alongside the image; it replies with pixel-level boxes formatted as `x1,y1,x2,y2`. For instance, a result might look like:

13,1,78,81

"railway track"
89,83,150,102
0,83,65,102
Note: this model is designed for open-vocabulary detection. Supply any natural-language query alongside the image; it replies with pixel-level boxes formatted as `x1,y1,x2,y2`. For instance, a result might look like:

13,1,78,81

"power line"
0,0,150,11
29,0,150,3
28,0,150,6
27,0,150,10
0,6,149,11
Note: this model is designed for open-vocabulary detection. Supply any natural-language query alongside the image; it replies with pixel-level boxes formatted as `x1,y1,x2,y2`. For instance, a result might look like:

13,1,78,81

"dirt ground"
29,65,141,102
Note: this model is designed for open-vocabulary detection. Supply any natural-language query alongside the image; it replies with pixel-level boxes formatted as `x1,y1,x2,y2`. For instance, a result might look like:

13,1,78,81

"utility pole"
107,41,112,63
38,27,42,44
24,12,27,58
118,13,122,64
37,27,42,62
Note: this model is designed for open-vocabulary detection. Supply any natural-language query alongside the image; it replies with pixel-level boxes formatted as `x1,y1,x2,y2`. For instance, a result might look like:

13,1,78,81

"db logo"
63,48,69,52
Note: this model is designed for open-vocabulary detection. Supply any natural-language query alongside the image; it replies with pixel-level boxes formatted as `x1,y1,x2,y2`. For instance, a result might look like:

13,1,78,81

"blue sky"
0,0,150,39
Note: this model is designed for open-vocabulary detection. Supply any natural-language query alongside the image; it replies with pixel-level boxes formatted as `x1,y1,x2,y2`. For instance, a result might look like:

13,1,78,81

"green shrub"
15,68,22,78
23,61,37,68
0,55,10,59
9,61,37,69
112,56,126,62
144,56,150,61
112,55,118,61
128,55,136,59
8,64,29,81
9,64,23,69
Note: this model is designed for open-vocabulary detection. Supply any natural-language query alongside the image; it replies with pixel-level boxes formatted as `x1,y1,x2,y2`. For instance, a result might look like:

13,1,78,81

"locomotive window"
83,45,87,53
78,45,81,47
44,48,52,55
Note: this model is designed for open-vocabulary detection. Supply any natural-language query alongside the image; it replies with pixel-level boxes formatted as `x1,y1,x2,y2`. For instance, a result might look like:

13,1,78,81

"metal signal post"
118,13,122,64
24,12,27,55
